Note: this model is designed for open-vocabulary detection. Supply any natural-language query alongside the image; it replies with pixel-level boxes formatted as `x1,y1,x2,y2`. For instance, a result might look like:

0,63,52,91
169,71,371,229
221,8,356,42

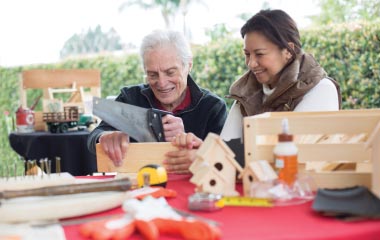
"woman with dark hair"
169,9,342,170
219,9,341,140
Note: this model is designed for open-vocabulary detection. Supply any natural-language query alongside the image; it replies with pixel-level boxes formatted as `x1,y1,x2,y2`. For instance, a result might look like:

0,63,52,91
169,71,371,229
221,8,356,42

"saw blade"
92,97,158,142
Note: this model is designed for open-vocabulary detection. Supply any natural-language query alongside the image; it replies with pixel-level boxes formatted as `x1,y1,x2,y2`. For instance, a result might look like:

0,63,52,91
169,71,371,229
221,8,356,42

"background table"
9,131,97,176
64,175,380,240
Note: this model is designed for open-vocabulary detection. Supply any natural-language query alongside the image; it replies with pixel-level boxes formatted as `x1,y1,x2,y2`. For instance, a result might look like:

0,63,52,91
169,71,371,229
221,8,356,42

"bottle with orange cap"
274,118,298,186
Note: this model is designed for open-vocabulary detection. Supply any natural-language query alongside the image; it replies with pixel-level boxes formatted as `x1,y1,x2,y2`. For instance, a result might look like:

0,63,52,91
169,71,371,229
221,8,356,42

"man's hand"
162,114,185,142
98,131,129,167
164,133,204,174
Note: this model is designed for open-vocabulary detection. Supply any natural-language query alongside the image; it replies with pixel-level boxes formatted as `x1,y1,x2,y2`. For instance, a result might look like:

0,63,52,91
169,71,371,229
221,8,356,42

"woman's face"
243,31,291,87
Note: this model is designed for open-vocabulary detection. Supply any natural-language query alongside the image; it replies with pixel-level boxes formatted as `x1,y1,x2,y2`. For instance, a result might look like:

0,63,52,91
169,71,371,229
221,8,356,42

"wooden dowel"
0,177,132,200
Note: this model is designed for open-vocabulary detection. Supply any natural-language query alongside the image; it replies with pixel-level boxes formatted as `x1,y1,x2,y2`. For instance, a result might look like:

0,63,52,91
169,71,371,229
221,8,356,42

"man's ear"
188,62,193,73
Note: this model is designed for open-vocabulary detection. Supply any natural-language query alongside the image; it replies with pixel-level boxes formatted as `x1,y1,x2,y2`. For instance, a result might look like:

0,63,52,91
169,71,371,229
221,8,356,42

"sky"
0,0,320,67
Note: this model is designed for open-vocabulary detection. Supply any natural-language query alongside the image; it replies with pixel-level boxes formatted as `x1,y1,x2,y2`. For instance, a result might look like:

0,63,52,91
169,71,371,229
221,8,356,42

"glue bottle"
274,118,298,186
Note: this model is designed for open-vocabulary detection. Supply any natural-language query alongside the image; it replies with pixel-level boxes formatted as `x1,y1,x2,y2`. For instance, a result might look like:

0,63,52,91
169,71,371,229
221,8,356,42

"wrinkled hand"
164,133,204,174
98,131,129,167
162,114,185,142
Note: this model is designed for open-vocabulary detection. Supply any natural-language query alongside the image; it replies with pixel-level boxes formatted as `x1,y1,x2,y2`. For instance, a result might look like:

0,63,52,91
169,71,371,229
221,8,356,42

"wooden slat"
370,128,380,197
21,69,100,89
248,143,371,164
34,111,46,131
96,143,178,173
257,109,380,118
245,114,380,135
302,171,371,191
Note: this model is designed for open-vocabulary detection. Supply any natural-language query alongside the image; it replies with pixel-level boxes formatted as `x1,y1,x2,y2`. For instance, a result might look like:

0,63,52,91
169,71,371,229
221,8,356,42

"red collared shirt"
155,87,191,114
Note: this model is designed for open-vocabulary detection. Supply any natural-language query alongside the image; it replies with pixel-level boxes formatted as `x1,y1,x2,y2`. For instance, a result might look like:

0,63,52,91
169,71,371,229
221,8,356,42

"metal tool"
188,192,273,211
92,97,171,142
173,208,221,227
216,196,273,207
188,192,223,211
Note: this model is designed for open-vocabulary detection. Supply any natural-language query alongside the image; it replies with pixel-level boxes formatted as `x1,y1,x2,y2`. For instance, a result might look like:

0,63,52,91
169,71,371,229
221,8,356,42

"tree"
310,0,380,25
60,25,124,59
179,0,207,39
119,0,181,29
119,0,205,38
205,23,232,42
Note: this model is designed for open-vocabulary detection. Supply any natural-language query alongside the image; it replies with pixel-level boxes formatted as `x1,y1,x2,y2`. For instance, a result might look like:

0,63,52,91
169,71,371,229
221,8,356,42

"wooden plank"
246,143,370,164
258,109,380,118
96,142,178,173
22,69,100,89
34,111,46,131
301,171,372,191
245,114,380,135
369,126,380,197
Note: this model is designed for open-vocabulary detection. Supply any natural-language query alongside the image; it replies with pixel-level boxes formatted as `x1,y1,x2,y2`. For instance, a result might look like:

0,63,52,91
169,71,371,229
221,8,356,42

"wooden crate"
243,109,380,197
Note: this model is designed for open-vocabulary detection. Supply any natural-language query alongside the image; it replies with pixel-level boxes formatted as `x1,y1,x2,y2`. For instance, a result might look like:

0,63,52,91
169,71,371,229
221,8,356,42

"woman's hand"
164,133,203,174
172,132,203,149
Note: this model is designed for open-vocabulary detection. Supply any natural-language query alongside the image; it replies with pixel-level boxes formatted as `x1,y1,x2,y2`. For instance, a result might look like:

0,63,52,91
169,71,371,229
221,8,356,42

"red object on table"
65,175,380,240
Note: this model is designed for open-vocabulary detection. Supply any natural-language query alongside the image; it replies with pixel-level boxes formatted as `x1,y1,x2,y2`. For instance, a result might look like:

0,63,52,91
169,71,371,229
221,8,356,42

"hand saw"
92,97,171,142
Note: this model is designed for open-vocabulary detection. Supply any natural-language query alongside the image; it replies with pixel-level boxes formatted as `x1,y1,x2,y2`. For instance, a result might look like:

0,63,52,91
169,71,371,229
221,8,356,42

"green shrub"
1,20,379,165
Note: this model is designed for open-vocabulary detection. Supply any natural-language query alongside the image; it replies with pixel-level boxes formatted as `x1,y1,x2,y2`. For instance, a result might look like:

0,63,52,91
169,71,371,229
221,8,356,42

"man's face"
144,46,191,111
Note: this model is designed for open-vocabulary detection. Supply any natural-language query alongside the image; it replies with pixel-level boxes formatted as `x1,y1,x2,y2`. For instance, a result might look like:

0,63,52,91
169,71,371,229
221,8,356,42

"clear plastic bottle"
274,118,298,186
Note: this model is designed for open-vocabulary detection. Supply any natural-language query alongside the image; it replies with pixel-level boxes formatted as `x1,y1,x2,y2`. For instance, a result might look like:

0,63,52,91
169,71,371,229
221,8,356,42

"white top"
220,78,339,140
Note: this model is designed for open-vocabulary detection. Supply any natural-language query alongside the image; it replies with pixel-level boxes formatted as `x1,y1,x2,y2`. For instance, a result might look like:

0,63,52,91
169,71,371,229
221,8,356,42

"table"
8,131,97,176
64,175,380,240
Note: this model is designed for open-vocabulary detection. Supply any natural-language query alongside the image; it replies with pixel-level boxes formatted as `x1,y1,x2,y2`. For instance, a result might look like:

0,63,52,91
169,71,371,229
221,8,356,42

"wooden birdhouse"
189,133,243,196
240,160,278,196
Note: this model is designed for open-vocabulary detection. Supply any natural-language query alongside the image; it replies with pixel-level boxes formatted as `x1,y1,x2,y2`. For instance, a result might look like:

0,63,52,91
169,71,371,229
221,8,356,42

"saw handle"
148,108,172,142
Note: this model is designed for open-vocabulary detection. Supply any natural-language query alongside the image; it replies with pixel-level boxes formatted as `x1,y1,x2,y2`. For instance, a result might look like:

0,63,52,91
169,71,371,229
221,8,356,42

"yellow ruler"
216,196,273,208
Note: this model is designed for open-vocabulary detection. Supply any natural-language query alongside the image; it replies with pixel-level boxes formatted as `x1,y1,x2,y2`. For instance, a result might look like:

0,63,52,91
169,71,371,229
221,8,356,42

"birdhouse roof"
195,133,243,172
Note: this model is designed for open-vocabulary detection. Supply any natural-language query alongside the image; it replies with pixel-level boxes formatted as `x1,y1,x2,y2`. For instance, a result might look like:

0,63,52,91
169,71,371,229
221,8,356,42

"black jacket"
87,75,227,154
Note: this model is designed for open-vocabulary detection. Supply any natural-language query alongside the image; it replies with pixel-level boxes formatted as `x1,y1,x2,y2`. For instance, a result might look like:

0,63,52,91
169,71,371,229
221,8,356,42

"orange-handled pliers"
80,215,221,240
79,197,221,240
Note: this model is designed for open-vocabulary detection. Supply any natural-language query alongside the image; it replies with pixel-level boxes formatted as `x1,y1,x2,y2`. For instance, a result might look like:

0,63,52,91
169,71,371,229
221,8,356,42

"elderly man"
87,29,227,173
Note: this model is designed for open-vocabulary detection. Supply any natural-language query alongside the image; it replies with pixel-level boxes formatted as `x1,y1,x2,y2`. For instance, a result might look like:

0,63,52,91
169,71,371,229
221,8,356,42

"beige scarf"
229,53,341,116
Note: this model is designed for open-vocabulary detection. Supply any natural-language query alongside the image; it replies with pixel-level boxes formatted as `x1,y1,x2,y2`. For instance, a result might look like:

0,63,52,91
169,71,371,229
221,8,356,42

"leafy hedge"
301,21,380,109
1,20,379,165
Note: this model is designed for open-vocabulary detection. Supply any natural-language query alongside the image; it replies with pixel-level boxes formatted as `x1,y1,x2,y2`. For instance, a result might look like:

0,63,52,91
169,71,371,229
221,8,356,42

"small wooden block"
248,160,278,182
96,142,178,173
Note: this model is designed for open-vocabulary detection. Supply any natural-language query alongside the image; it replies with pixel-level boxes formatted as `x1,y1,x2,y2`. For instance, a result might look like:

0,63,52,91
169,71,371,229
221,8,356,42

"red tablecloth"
64,175,380,240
